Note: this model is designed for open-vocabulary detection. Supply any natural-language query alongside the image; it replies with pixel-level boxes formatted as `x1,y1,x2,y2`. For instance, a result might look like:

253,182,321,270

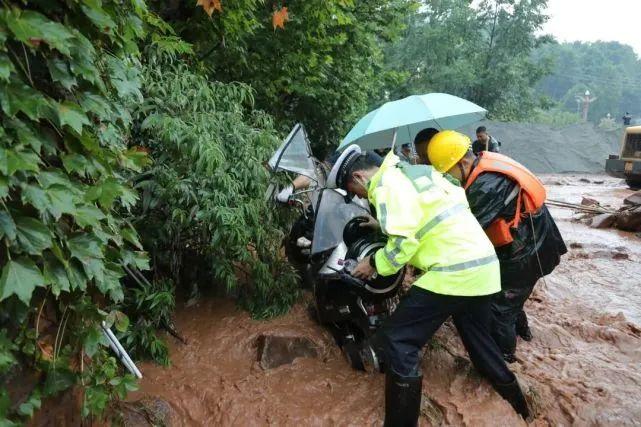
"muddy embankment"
128,174,641,426
458,121,620,173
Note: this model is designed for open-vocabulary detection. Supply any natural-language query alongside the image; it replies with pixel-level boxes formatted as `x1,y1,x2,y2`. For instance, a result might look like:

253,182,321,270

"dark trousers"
491,284,535,355
381,286,514,385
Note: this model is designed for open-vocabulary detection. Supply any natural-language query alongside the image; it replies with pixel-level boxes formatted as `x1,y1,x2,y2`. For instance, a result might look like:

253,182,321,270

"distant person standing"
472,126,501,155
623,112,632,126
398,143,414,163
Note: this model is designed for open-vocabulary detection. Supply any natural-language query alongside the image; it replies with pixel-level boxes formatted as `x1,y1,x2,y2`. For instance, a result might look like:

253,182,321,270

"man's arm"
352,232,420,279
292,174,312,190
374,234,420,276
351,175,423,279
275,175,313,203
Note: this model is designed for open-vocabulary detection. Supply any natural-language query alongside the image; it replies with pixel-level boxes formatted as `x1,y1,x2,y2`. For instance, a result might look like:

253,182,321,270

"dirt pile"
132,174,641,426
458,121,619,173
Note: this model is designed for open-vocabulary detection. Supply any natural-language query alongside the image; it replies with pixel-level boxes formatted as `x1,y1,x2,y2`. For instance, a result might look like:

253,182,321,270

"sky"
543,0,641,56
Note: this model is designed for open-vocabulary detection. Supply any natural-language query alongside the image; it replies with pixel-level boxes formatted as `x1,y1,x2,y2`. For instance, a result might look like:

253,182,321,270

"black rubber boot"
493,378,530,420
384,370,422,427
515,311,533,341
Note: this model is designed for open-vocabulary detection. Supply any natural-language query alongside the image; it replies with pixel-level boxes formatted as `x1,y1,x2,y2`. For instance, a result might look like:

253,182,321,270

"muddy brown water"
131,174,641,426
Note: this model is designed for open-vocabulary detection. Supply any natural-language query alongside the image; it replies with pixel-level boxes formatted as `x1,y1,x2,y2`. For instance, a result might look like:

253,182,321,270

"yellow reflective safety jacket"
369,154,500,297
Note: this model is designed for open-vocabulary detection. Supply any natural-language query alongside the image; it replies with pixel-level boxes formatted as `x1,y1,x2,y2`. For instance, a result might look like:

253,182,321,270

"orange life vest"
464,152,547,247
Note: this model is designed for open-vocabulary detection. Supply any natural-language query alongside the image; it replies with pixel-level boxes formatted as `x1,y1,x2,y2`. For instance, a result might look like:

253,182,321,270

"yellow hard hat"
427,130,471,172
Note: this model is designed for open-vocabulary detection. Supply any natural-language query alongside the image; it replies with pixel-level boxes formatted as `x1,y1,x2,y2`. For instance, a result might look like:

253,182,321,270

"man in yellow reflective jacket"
327,145,529,426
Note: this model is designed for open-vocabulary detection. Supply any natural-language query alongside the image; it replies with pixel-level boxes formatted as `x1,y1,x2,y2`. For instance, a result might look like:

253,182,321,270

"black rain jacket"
466,170,567,289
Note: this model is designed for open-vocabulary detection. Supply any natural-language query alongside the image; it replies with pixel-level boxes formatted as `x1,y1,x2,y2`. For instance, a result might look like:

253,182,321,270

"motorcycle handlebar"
326,260,368,289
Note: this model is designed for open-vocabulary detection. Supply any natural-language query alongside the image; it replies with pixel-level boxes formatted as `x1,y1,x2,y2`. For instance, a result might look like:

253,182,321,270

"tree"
535,41,641,122
0,0,152,421
384,0,552,120
152,0,418,154
131,50,299,318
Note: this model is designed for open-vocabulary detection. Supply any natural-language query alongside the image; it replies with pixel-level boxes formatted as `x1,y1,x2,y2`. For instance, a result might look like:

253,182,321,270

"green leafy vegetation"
156,0,418,154
536,41,641,122
131,51,299,319
0,0,307,420
0,0,150,423
4,0,637,423
120,276,174,365
384,0,551,121
530,108,582,127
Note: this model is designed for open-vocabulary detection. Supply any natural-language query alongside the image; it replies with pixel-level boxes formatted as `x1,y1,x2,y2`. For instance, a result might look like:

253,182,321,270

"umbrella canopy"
338,93,487,151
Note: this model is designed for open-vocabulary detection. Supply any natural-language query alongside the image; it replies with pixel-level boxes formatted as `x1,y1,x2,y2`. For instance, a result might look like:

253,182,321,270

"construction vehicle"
606,126,641,189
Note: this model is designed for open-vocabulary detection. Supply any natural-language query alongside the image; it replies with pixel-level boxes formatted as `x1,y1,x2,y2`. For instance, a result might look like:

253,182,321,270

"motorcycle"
309,188,403,371
267,125,403,371
266,124,323,284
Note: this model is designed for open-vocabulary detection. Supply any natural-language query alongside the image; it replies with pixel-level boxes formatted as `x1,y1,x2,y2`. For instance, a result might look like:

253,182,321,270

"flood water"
131,174,641,426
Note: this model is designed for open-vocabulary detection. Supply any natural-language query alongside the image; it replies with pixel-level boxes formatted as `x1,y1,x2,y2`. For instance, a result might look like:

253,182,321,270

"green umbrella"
338,93,487,151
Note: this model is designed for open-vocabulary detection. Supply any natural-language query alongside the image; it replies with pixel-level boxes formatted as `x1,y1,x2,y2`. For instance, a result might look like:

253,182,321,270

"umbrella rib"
406,126,412,149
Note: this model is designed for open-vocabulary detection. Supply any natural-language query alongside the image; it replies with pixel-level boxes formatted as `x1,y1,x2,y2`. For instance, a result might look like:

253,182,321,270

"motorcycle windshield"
312,189,370,255
268,123,320,183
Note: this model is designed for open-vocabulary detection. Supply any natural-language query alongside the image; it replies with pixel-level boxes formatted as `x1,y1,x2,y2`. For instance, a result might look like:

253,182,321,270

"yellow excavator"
606,126,641,189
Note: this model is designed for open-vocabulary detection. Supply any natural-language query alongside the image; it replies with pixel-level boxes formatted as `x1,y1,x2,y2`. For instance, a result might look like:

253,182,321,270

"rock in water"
257,335,319,369
590,213,616,229
624,190,641,206
582,197,600,206
615,207,641,232
121,397,175,426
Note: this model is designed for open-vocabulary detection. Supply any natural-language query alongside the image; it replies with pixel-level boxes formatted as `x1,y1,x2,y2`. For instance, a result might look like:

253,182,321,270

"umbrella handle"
391,128,398,151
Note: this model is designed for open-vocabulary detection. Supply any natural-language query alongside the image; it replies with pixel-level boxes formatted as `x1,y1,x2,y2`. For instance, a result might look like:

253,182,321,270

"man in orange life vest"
423,130,567,363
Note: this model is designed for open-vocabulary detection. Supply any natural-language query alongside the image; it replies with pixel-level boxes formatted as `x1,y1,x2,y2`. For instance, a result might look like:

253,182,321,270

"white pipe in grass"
101,321,143,379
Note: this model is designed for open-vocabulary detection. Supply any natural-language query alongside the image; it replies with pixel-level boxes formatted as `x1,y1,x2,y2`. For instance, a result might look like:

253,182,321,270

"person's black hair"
476,126,487,134
364,150,383,165
338,151,382,188
401,143,411,149
414,128,439,145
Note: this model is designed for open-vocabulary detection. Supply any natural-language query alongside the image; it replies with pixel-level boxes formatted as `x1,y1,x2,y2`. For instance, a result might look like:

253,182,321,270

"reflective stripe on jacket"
369,153,500,297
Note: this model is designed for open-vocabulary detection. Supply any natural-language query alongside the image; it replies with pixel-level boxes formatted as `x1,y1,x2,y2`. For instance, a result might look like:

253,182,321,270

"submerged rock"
582,197,600,206
589,213,615,229
623,190,641,206
615,207,641,232
121,397,175,427
257,334,319,369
